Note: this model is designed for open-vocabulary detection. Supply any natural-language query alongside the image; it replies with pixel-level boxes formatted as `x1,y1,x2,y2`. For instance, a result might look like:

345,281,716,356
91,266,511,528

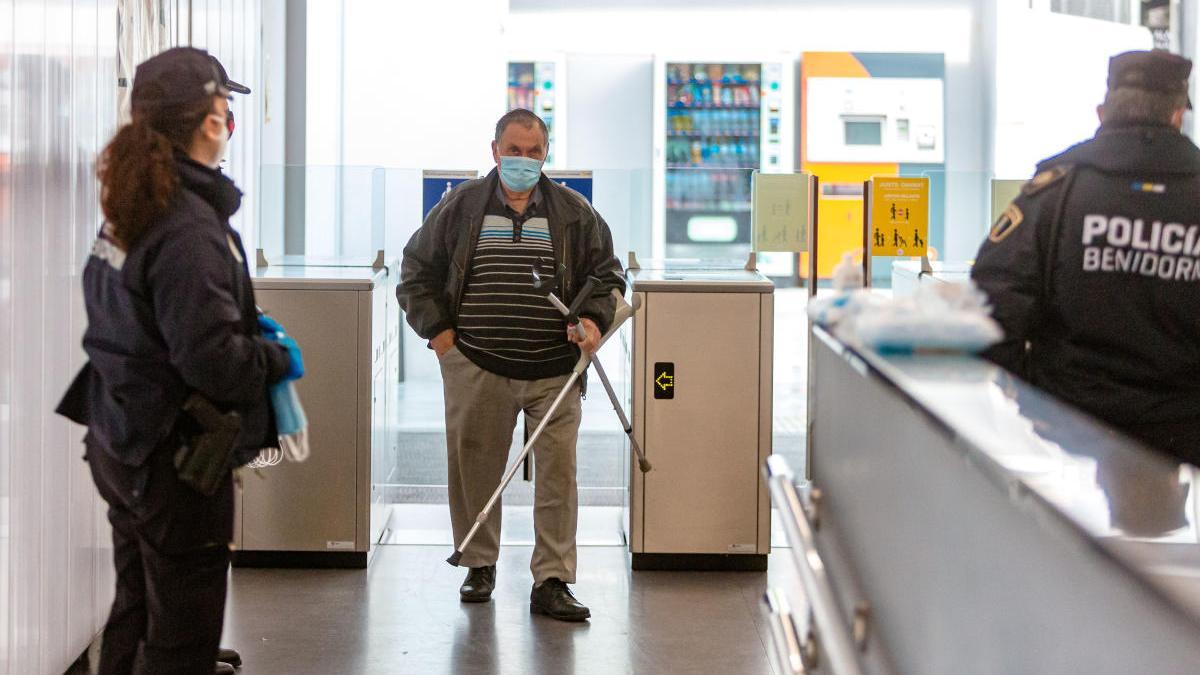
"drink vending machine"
507,55,567,168
652,56,795,277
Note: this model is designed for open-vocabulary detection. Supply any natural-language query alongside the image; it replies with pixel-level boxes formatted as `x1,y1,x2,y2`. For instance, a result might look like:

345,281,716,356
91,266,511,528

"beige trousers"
439,346,581,584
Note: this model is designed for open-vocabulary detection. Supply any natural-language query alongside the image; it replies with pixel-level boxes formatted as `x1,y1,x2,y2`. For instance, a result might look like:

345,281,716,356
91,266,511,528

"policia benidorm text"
972,49,1200,464
1081,214,1200,280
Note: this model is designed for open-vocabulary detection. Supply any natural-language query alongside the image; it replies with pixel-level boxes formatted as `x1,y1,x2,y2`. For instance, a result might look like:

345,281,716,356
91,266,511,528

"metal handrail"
765,454,864,675
764,587,807,674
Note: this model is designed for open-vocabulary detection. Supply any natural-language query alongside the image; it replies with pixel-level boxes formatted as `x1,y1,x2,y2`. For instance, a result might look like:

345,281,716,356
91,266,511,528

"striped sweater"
455,189,576,379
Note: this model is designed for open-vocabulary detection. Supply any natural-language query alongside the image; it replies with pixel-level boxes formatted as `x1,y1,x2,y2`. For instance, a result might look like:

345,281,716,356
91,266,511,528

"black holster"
174,394,241,496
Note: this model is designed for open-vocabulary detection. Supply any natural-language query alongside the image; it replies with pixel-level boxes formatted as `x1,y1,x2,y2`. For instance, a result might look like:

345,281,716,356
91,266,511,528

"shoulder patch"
989,203,1024,243
1021,165,1072,197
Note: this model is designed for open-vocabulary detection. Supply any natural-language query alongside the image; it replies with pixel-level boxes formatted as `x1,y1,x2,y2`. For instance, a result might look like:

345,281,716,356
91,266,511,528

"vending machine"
652,57,795,275
507,55,567,168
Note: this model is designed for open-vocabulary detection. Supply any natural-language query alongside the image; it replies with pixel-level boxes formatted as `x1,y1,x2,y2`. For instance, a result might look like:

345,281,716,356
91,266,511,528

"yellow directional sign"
656,372,674,391
653,362,675,400
870,177,929,257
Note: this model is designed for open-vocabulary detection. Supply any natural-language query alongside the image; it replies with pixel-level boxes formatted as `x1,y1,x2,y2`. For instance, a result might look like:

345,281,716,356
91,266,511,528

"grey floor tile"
223,545,797,674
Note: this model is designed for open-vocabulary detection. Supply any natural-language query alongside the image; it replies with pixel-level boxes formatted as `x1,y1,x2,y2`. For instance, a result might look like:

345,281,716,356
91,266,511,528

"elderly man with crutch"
399,109,624,621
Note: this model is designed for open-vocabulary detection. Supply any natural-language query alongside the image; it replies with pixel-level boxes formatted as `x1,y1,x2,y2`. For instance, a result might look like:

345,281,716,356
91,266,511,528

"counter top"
890,260,972,295
891,260,973,277
253,264,387,291
814,325,1200,628
629,267,774,293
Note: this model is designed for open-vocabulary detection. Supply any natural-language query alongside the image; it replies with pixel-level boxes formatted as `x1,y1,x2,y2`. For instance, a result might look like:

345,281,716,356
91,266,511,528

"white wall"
2,1,118,672
0,3,262,672
992,7,1154,180
341,0,509,170
189,0,266,253
563,54,654,257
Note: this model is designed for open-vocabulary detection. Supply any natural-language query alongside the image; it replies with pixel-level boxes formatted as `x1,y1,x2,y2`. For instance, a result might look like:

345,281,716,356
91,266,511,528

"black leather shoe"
530,578,590,622
459,565,496,602
216,663,235,675
218,648,242,668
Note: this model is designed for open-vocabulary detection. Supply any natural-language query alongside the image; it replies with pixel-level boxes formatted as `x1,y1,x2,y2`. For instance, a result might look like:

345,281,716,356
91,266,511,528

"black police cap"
1108,50,1192,107
208,54,251,96
131,47,246,112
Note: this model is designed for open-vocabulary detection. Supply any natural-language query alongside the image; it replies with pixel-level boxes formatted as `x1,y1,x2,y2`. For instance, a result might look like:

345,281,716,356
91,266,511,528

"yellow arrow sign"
656,372,674,391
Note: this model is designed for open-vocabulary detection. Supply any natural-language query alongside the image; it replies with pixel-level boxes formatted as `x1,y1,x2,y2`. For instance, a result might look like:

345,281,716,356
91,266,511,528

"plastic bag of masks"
807,254,1003,354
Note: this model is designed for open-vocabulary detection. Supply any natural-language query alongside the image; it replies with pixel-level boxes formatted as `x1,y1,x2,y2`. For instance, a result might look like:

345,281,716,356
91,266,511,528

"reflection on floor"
223,545,798,674
382,504,791,549
382,505,627,546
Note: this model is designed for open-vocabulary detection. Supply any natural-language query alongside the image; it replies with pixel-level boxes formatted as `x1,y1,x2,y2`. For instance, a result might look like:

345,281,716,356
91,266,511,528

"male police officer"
973,50,1200,464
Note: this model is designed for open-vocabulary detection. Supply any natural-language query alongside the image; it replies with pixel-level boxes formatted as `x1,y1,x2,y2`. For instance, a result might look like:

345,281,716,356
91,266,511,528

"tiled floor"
223,544,798,674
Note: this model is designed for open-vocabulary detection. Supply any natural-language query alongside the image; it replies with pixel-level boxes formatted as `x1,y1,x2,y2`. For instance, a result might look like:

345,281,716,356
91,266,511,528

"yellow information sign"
870,176,929,257
752,172,810,253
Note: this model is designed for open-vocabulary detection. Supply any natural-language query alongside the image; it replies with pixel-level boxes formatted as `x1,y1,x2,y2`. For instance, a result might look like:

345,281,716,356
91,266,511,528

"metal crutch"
446,276,633,567
532,264,651,474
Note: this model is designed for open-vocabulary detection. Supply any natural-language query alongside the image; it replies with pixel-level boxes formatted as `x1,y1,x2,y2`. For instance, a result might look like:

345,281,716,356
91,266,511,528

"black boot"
459,565,496,602
215,663,235,675
218,647,242,668
530,578,590,622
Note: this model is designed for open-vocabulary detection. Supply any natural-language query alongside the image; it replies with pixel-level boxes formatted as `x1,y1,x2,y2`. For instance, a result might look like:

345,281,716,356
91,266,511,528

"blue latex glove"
258,313,286,339
275,333,304,381
258,314,304,380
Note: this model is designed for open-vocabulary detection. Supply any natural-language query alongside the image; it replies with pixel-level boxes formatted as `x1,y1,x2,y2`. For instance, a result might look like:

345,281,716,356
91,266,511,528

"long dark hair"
97,97,214,248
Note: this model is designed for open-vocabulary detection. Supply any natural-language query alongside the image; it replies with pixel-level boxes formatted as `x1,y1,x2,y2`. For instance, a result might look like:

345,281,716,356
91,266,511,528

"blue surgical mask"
499,155,542,192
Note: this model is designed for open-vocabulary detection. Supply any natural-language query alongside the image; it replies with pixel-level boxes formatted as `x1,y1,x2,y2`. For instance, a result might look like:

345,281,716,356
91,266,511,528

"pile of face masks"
244,379,310,469
808,253,1003,355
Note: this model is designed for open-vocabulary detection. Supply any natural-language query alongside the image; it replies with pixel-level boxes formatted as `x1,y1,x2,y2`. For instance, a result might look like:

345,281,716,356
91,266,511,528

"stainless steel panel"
756,292,773,553
354,288,372,549
642,292,762,554
628,292,648,551
811,333,1200,673
241,288,361,552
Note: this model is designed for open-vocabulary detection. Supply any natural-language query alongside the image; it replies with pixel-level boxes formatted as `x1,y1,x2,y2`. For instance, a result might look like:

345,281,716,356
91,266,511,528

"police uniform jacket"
973,123,1200,445
58,155,289,467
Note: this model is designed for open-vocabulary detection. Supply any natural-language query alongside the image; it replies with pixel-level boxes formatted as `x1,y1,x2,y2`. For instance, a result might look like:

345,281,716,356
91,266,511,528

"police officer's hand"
276,334,305,381
258,313,286,338
258,314,304,380
568,318,601,354
432,329,456,359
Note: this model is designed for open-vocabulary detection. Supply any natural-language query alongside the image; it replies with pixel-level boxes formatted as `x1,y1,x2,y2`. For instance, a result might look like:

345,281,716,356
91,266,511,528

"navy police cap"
208,54,251,96
131,47,248,112
1108,50,1192,107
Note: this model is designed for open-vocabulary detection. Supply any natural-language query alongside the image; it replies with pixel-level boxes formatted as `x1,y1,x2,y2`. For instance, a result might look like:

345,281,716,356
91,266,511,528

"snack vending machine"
652,57,794,275
508,56,566,168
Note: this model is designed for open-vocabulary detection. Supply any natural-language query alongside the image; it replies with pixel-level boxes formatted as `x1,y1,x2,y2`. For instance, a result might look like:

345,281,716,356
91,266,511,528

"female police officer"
56,47,302,674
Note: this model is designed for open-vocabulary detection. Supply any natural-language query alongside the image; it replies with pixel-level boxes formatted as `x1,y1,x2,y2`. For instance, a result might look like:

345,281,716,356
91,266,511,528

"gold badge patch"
1020,165,1071,197
989,203,1024,243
